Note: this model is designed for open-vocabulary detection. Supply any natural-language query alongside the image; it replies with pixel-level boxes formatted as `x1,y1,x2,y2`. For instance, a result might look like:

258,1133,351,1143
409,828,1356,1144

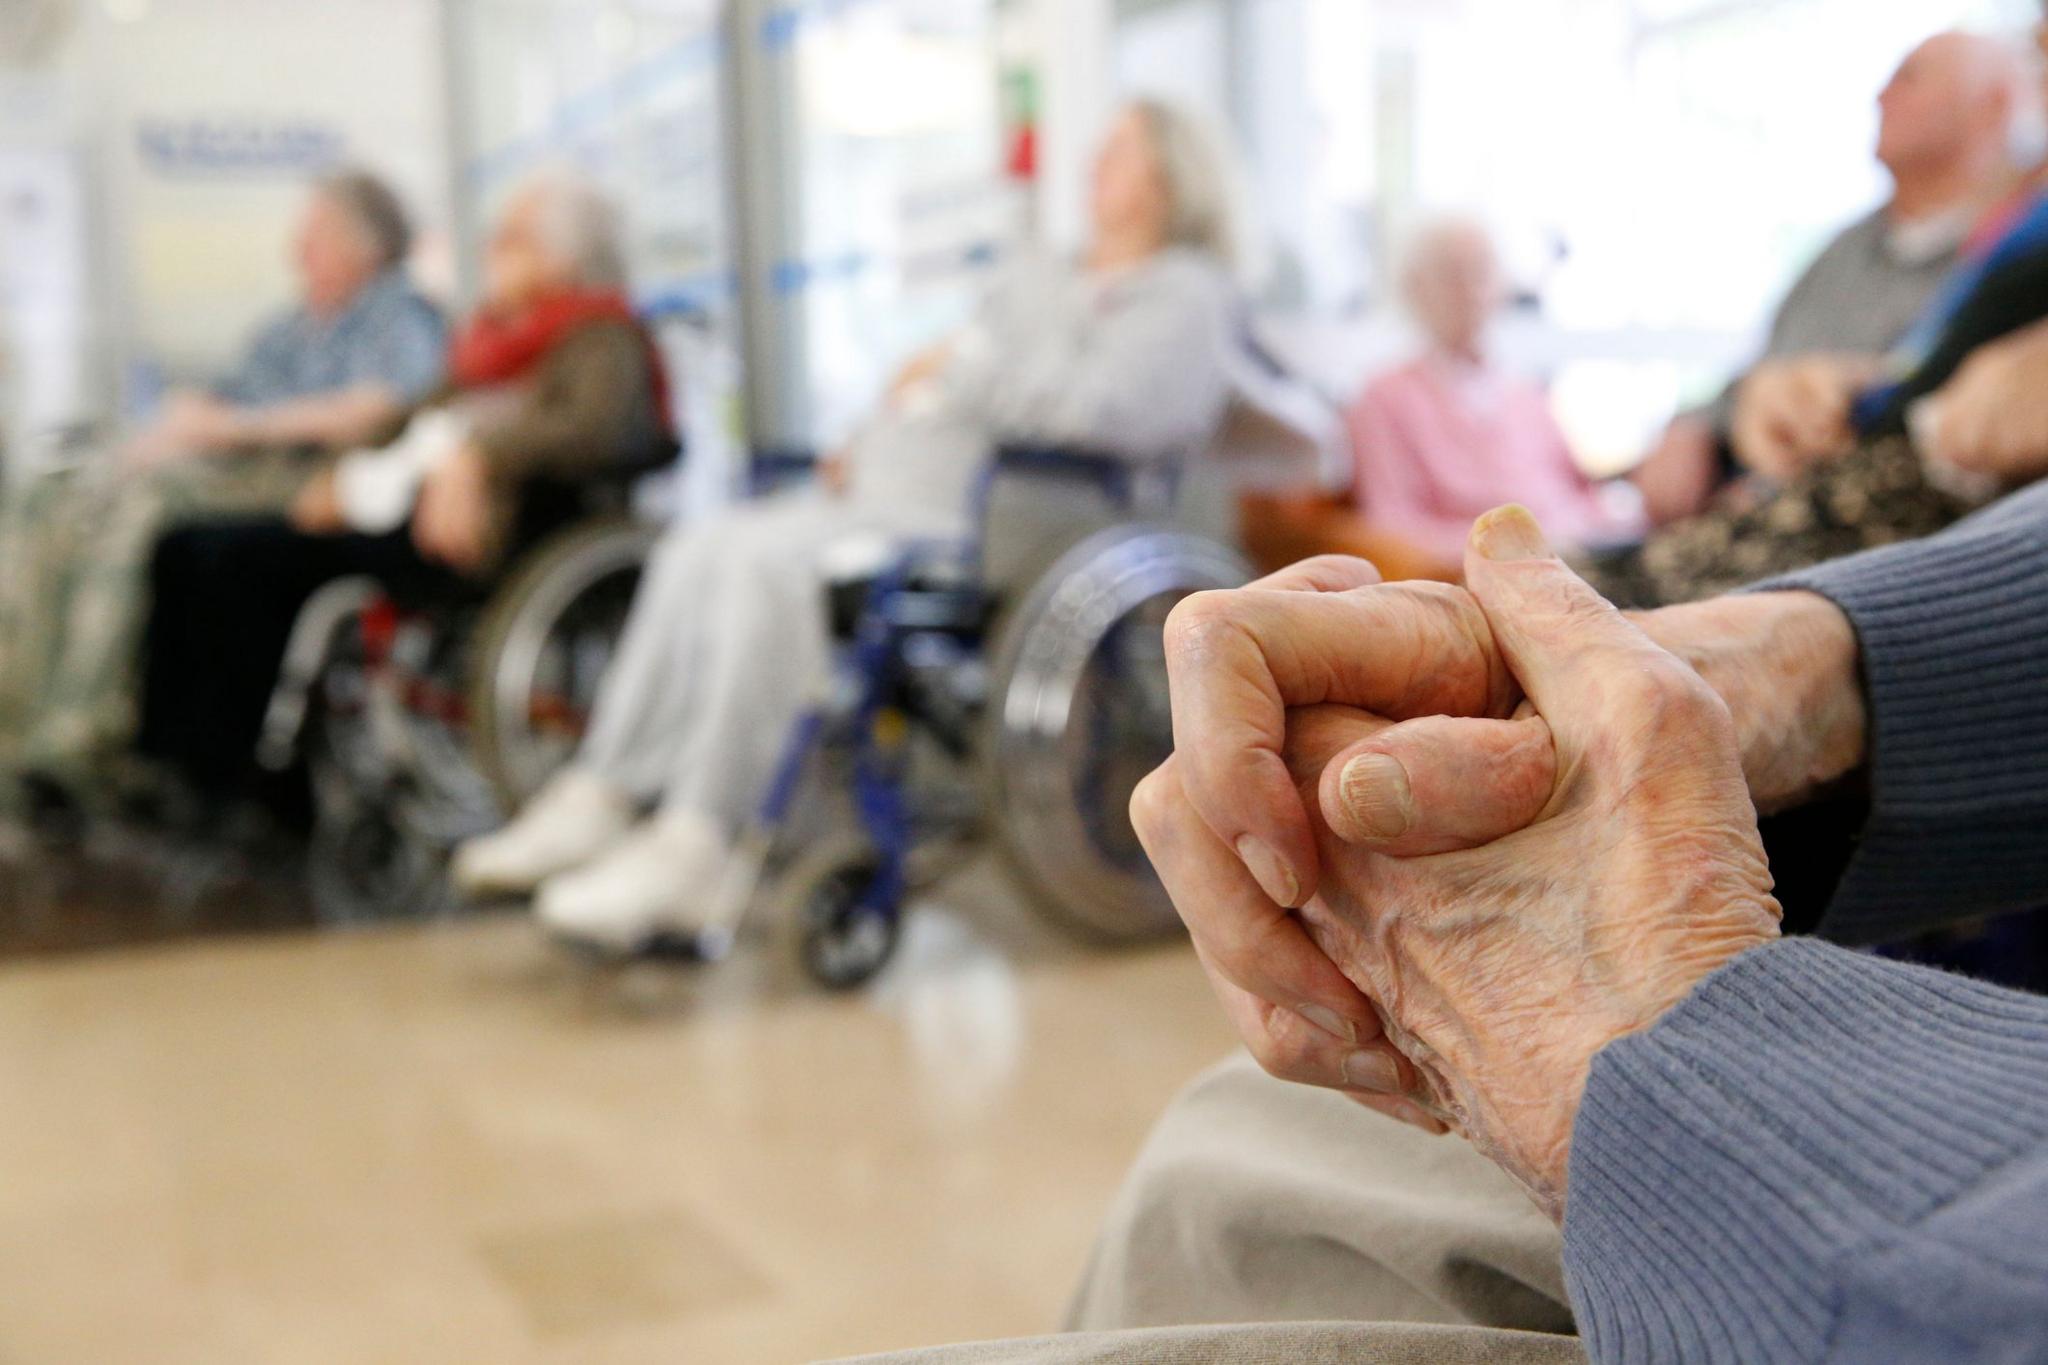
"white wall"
81,0,452,392
0,60,95,466
1026,0,1113,255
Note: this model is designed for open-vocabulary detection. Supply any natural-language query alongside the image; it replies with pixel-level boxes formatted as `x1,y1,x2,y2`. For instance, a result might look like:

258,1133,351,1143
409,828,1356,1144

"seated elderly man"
132,171,671,810
1583,181,2048,608
856,473,2048,1362
1632,28,2030,524
0,169,444,813
1576,18,2048,609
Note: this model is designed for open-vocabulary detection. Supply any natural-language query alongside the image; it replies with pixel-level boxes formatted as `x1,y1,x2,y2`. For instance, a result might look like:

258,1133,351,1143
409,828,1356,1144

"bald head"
1400,218,1504,357
1877,31,2031,186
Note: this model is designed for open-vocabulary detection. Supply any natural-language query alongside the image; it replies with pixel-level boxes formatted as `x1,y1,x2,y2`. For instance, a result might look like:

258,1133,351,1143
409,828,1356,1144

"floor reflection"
0,823,314,957
0,837,1233,1361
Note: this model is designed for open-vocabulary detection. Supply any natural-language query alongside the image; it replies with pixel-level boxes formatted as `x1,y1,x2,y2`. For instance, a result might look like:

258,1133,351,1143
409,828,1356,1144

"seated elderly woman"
131,171,671,809
857,487,2048,1363
451,99,1254,952
1246,219,1638,583
0,169,444,814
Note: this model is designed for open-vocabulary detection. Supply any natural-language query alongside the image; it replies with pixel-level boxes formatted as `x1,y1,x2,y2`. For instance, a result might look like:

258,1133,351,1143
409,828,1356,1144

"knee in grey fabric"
1065,1053,1574,1338
836,1319,1585,1365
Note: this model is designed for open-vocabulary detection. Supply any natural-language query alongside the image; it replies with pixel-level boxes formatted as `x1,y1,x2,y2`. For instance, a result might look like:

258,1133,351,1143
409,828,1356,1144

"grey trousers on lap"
842,1054,1580,1364
1066,1052,1573,1336
845,1320,1582,1364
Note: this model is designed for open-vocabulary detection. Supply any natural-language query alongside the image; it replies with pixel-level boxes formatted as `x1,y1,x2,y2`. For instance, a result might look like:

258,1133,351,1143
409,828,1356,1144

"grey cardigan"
1565,480,2048,1361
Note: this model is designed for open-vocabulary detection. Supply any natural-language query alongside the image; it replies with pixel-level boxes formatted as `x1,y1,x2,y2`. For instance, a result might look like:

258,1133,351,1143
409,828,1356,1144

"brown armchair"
1237,490,1461,583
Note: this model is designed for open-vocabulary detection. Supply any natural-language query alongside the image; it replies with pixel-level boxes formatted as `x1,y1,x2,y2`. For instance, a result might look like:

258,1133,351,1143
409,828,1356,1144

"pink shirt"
1347,351,1633,564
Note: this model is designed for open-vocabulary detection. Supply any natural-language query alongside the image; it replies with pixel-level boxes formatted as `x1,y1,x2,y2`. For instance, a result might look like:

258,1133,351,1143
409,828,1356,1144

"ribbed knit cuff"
1764,493,2048,943
1563,938,2048,1363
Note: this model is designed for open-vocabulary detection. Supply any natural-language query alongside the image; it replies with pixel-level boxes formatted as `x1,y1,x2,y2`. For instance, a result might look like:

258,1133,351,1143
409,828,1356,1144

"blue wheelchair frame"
690,445,1177,974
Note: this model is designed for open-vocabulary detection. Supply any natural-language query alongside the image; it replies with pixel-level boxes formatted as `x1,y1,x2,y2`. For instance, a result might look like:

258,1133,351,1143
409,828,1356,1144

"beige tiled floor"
0,860,1235,1363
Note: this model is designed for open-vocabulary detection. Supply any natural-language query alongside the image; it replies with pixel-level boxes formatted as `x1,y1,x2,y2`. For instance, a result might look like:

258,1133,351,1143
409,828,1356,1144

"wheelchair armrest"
986,444,1164,511
615,435,684,482
750,445,821,496
508,434,681,549
825,537,983,640
257,576,386,772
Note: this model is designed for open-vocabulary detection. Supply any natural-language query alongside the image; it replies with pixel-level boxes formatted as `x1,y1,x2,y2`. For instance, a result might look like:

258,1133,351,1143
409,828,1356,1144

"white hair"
515,168,629,290
2000,31,2048,168
1129,97,1248,275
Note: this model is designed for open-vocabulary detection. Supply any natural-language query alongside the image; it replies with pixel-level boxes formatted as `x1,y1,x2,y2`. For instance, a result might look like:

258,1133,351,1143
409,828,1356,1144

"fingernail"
1297,1004,1356,1043
1235,835,1302,907
1472,504,1551,562
1338,754,1412,839
1343,1049,1404,1093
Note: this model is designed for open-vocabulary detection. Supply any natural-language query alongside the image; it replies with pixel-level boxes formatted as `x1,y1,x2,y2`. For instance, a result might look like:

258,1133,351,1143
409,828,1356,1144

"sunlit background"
4,0,2039,489
0,1,2042,1359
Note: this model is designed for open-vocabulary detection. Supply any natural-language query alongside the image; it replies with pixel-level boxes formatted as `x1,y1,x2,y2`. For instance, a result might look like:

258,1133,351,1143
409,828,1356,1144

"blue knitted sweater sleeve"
1565,939,2048,1363
1765,479,2048,944
1567,486,2048,1359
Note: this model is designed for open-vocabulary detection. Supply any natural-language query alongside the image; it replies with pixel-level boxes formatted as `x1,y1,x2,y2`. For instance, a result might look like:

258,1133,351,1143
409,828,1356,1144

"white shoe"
533,807,730,953
450,770,636,899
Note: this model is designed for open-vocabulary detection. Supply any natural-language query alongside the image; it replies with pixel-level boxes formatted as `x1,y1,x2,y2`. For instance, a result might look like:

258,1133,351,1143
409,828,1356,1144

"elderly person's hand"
1630,412,1720,526
413,443,493,572
1730,353,1883,482
887,341,954,407
289,468,347,534
123,390,244,468
817,448,853,497
1917,319,2048,487
1137,512,1863,1128
1277,507,1781,1216
1135,555,1528,1128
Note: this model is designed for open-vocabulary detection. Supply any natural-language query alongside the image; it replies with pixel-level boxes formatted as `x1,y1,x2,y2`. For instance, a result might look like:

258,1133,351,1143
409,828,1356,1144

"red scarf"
448,288,674,436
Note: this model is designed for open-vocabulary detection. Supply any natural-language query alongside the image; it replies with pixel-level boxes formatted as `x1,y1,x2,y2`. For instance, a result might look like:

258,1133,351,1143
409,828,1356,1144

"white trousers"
577,487,964,830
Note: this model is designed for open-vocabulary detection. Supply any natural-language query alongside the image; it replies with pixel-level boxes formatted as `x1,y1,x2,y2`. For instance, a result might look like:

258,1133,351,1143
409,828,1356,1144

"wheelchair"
259,463,672,925
671,445,1253,989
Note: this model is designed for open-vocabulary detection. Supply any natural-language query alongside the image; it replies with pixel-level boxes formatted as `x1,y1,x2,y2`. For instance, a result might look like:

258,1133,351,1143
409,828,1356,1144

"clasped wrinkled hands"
1133,506,1784,1218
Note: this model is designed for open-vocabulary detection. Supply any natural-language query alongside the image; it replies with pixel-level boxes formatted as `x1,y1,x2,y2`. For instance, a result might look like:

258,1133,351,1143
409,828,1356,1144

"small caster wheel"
639,930,724,964
309,802,443,926
797,855,900,990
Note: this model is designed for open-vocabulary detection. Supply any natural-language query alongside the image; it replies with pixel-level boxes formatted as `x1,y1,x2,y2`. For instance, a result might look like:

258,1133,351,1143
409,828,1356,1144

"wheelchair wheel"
983,524,1249,943
468,517,660,810
304,650,448,925
792,843,900,990
307,788,446,926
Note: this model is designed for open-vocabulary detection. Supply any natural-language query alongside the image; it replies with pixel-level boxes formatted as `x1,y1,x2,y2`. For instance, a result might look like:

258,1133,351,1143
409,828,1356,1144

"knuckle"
1636,658,1730,733
1163,589,1244,665
1244,1033,1294,1078
1128,763,1177,841
1249,1025,1325,1085
1296,553,1378,588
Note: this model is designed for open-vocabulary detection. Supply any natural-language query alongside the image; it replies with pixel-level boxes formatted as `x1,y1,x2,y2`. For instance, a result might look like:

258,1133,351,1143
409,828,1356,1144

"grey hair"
516,168,630,291
315,167,412,271
1128,97,1246,274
